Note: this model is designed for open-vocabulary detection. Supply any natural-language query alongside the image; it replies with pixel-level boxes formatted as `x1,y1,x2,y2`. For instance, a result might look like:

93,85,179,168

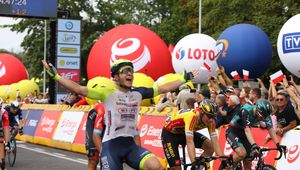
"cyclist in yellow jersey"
161,99,225,170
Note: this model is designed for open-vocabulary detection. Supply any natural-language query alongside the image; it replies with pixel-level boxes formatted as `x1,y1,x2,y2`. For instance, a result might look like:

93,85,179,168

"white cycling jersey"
87,86,156,143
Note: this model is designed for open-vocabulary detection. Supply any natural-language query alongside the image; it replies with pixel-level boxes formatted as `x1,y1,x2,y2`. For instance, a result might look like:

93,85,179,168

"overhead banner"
53,111,84,143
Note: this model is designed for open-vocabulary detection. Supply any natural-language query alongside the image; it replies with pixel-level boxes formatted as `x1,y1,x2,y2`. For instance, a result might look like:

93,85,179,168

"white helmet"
10,101,19,110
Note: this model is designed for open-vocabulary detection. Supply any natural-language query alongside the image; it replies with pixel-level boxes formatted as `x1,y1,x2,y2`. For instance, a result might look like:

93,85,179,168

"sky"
0,16,26,52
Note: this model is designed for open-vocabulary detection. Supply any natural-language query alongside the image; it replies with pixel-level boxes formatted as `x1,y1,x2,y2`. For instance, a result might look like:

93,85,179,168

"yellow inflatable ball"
0,85,10,101
8,83,19,102
17,79,40,99
152,73,195,104
133,73,154,106
85,76,116,105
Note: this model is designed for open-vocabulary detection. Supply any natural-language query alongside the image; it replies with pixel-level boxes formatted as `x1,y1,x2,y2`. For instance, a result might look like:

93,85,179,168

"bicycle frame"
182,155,233,170
252,147,287,170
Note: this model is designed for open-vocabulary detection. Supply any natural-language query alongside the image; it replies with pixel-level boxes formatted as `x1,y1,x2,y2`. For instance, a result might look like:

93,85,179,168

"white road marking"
53,152,66,157
18,145,87,165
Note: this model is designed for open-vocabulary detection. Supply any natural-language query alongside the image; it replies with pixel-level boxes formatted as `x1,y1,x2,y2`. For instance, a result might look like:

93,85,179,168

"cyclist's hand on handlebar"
251,143,260,156
19,127,24,135
4,142,10,151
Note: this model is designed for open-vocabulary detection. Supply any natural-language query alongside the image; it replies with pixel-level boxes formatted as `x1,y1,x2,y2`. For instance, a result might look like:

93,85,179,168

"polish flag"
200,61,212,71
243,69,249,80
270,70,284,84
230,70,240,80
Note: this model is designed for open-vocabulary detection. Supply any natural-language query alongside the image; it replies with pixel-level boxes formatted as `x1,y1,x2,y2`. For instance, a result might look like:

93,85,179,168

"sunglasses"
276,98,285,101
119,67,133,74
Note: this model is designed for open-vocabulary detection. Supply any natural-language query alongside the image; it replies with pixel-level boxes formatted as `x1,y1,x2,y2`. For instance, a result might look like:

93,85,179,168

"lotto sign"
87,24,174,80
35,111,61,139
172,33,218,83
53,111,84,143
277,14,300,78
276,130,300,169
57,69,80,82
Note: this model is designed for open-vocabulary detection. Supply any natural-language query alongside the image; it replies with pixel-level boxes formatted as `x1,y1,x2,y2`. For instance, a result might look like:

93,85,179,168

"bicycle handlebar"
249,146,287,161
184,155,233,167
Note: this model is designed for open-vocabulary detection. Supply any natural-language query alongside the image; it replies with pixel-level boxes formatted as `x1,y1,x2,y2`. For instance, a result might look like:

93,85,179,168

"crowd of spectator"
155,65,300,138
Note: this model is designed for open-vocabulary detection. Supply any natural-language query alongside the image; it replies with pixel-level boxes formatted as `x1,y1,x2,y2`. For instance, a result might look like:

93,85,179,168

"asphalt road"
6,141,132,170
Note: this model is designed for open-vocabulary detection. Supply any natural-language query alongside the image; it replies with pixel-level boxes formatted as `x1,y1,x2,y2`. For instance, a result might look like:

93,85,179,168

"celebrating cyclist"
42,59,197,170
85,102,105,170
161,99,225,170
4,101,24,137
226,99,283,170
0,98,11,170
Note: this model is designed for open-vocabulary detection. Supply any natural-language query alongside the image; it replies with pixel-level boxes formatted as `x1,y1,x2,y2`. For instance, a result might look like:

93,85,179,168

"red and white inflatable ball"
0,53,28,85
87,24,174,80
172,33,218,84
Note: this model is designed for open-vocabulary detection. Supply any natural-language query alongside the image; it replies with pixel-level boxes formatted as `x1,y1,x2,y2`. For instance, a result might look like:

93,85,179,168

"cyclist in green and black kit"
225,99,284,170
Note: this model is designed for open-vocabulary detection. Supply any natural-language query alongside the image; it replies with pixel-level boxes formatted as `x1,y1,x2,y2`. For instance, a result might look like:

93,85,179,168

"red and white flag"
230,70,240,80
242,69,249,81
200,61,212,71
270,70,284,84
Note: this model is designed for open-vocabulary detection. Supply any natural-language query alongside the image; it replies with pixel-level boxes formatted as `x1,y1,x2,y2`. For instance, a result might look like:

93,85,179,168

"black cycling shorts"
161,127,208,167
225,126,251,156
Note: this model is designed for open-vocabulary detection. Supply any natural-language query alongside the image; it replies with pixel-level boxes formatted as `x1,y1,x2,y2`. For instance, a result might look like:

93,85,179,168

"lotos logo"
140,124,148,137
0,61,6,78
175,47,185,60
175,47,215,61
287,145,299,163
282,32,300,54
110,38,150,72
215,39,229,60
224,141,233,155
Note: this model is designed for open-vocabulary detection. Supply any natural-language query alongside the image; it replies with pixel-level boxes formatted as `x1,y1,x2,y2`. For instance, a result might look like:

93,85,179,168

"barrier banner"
73,112,88,145
276,130,300,169
35,111,62,139
138,115,167,158
213,126,281,169
53,111,84,143
23,110,43,136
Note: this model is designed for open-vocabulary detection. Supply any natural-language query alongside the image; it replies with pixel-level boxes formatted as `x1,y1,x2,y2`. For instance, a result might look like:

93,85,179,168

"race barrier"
16,104,300,169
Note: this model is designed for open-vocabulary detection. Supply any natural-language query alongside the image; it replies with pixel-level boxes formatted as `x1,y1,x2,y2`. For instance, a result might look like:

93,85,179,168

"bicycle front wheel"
261,164,276,170
7,137,17,167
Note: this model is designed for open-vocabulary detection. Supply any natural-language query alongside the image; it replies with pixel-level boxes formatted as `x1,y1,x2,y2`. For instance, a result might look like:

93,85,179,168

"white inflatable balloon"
172,33,218,83
277,14,300,78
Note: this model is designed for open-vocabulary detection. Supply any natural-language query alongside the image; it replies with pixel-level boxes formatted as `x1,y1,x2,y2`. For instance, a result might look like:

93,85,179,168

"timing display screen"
0,0,57,18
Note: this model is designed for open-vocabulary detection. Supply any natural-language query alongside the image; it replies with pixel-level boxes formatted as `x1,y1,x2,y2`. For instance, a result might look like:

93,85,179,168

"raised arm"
42,60,88,97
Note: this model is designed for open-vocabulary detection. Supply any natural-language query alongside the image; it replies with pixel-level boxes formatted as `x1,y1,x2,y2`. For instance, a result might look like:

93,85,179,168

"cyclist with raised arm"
86,102,105,170
4,101,24,137
225,99,284,170
0,98,11,170
161,99,225,170
42,59,197,170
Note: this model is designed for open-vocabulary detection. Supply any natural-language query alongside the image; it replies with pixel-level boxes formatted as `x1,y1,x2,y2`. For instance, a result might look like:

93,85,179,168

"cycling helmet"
10,101,19,110
110,59,134,77
255,99,272,119
199,99,218,119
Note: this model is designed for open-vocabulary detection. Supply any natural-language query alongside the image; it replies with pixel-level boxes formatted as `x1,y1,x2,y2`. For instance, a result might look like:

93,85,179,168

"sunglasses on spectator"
119,66,133,74
276,98,285,101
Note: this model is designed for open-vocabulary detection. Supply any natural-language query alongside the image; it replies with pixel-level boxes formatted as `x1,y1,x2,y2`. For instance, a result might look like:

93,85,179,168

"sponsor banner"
23,110,43,136
53,111,84,143
276,130,300,169
138,115,167,158
58,19,81,32
35,111,62,139
57,44,80,57
57,32,81,45
57,69,80,82
73,112,88,145
214,126,281,169
57,57,80,69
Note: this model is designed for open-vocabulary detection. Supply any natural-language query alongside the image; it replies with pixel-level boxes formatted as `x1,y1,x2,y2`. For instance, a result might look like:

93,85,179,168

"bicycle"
249,146,287,170
6,127,18,167
182,155,233,170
